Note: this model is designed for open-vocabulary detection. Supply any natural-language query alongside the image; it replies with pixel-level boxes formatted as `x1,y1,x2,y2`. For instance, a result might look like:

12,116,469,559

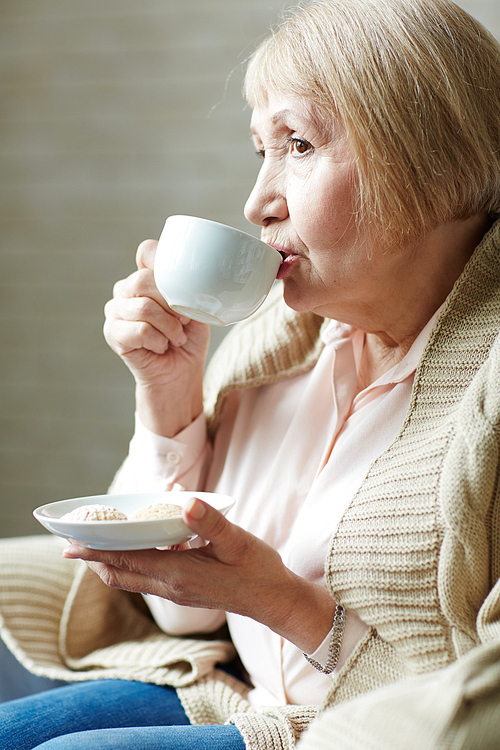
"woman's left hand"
63,497,336,654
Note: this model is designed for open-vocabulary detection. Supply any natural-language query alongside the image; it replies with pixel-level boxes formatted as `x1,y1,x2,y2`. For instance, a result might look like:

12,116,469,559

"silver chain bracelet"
303,602,346,675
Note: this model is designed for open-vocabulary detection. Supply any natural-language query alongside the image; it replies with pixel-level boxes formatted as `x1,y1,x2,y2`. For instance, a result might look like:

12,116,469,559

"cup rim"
165,215,280,255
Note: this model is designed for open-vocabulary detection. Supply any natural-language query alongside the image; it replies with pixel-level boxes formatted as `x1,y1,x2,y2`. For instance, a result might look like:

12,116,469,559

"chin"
282,283,337,321
282,281,317,315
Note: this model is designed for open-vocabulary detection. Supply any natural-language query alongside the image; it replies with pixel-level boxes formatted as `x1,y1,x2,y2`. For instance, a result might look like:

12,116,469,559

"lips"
267,243,292,258
269,244,298,280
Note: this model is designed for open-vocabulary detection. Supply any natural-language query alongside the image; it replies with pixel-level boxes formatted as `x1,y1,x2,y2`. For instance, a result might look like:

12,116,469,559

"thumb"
183,496,239,554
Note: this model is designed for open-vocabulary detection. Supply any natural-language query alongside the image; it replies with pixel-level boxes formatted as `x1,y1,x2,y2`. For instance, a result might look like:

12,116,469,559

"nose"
244,160,288,228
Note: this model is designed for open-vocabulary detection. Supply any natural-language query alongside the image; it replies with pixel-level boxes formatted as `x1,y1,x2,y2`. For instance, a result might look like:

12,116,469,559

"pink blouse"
110,313,438,706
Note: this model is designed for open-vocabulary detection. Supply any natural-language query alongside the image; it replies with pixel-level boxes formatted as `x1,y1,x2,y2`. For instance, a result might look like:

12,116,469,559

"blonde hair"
244,0,500,249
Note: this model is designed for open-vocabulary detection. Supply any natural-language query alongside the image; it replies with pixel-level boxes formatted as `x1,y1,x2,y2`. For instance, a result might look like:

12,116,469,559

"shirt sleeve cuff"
125,411,209,491
306,607,370,673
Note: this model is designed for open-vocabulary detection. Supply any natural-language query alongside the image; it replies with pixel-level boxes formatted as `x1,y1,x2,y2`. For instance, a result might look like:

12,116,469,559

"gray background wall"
1,0,499,539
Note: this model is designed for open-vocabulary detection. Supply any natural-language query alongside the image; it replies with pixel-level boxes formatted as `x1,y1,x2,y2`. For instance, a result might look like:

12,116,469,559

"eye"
255,148,266,160
286,136,313,157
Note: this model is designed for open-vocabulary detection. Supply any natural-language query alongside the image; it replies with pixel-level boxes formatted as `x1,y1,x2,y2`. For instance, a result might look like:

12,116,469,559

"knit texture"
323,220,500,705
297,639,500,750
0,536,235,686
0,536,78,680
1,219,500,750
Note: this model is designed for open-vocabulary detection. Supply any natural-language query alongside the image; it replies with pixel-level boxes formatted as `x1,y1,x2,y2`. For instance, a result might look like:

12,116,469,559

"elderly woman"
1,0,500,748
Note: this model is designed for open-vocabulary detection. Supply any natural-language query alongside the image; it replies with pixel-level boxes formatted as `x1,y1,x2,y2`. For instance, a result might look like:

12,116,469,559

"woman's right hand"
103,239,210,437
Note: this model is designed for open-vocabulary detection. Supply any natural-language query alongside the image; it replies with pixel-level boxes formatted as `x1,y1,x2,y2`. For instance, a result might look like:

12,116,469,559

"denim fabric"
35,725,246,749
0,679,245,750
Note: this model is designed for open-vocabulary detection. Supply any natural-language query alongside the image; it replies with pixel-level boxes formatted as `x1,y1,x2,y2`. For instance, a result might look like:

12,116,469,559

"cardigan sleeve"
438,332,500,653
299,336,500,749
296,639,500,750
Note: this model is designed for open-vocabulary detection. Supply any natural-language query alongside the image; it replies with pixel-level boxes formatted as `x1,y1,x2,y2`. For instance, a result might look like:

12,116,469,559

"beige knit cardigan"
1,220,500,750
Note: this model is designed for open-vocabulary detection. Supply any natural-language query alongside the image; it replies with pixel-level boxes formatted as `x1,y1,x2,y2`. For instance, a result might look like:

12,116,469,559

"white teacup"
154,215,281,326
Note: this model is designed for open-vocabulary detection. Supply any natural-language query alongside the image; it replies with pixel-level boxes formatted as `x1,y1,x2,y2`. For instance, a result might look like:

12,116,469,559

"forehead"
250,92,333,136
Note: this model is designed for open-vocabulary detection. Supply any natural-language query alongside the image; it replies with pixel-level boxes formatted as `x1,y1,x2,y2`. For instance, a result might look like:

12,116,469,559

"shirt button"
166,451,181,465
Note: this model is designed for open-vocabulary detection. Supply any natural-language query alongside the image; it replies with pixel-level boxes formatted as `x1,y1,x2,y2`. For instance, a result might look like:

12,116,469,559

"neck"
357,213,492,389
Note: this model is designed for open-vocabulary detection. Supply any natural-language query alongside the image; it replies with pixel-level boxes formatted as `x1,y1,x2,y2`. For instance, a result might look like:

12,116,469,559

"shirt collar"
320,304,444,387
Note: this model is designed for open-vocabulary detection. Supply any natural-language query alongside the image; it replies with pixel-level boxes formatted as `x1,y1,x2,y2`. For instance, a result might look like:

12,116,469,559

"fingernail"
179,316,191,326
185,496,206,520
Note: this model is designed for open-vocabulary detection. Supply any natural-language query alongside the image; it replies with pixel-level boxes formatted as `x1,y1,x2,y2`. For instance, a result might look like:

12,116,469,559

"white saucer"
33,491,235,550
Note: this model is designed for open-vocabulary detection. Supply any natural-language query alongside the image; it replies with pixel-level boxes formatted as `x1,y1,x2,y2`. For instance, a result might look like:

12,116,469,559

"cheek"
287,180,326,241
287,166,359,248
291,199,355,253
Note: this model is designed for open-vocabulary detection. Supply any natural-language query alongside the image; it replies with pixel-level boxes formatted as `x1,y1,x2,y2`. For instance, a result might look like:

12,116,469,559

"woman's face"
244,92,393,323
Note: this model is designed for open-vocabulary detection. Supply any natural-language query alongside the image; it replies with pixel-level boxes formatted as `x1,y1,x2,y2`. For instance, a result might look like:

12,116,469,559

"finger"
111,277,128,299
136,239,158,270
105,296,188,348
134,245,192,325
182,497,247,562
114,267,191,327
85,560,154,594
62,542,153,566
117,267,161,303
104,319,173,357
62,544,166,592
62,544,197,603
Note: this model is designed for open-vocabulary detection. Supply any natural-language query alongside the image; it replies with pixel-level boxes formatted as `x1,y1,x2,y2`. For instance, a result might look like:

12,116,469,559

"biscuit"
129,502,183,520
61,504,128,521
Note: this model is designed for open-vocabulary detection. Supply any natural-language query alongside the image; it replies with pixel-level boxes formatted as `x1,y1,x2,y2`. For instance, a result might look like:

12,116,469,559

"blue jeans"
0,679,245,749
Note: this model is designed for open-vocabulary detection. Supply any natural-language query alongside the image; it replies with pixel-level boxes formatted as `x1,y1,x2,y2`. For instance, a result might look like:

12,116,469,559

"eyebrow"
270,108,296,124
250,109,294,137
250,105,332,137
